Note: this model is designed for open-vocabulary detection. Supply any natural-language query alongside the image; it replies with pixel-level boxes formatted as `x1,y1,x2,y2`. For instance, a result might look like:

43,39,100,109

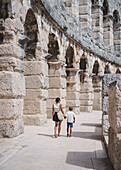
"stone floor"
0,111,114,170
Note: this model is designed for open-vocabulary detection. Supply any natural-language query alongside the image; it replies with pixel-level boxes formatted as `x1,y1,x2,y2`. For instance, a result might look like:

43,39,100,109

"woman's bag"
57,111,64,121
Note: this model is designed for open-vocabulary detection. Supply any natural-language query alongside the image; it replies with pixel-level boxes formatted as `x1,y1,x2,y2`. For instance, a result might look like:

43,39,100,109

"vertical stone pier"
79,0,91,32
108,81,121,170
0,18,25,137
47,61,66,118
23,58,48,125
66,68,80,114
92,4,103,42
103,15,113,46
92,75,102,110
80,74,93,112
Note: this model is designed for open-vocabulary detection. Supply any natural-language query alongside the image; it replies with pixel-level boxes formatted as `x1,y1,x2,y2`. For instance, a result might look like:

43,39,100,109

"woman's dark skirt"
53,112,60,122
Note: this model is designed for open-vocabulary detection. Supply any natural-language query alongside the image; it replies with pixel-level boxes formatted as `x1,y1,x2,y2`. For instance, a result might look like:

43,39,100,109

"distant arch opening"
103,0,109,17
104,65,111,74
116,69,121,74
48,33,59,61
24,9,38,60
65,46,74,68
92,60,99,75
0,0,11,19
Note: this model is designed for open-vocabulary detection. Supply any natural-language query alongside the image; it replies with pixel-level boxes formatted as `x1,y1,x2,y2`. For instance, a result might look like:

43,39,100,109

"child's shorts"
67,122,73,128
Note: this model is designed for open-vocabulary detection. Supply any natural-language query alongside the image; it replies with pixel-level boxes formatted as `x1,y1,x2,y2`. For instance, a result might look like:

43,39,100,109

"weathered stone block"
24,61,48,76
24,89,48,100
67,91,80,100
48,89,66,99
0,99,23,119
49,77,66,89
23,114,47,126
109,81,121,133
0,72,25,98
25,75,43,89
24,100,42,115
0,118,24,138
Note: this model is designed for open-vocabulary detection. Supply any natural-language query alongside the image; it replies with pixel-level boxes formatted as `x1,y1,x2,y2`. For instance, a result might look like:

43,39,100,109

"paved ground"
0,111,113,170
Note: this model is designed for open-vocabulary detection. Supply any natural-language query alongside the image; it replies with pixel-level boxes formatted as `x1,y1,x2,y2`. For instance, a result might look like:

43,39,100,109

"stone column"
92,75,102,110
64,0,79,27
66,68,80,114
80,74,93,112
47,61,66,118
23,55,48,125
92,4,103,43
103,15,114,46
0,19,25,137
108,81,121,170
113,23,121,58
79,0,91,32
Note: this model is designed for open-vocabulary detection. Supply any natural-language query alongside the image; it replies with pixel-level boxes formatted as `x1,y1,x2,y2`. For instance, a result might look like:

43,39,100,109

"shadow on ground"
66,151,114,170
81,123,102,127
72,131,102,140
37,133,66,138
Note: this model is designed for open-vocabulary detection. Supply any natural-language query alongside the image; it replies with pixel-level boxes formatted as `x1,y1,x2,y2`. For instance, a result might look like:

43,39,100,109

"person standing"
52,97,64,138
65,106,76,137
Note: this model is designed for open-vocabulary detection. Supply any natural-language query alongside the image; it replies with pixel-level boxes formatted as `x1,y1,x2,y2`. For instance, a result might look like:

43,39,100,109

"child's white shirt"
65,111,76,123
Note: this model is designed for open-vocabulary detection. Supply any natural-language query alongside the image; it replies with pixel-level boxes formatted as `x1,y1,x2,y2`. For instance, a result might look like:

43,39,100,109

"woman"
52,97,64,138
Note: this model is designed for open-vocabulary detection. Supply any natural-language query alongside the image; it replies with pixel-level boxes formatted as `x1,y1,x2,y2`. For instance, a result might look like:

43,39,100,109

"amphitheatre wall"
0,0,121,137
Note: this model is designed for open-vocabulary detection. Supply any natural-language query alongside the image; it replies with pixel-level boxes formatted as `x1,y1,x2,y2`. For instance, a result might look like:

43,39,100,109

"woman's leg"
55,122,58,138
58,121,61,136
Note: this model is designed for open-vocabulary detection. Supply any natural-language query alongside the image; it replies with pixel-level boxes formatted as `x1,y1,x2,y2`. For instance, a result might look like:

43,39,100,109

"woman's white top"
54,103,60,113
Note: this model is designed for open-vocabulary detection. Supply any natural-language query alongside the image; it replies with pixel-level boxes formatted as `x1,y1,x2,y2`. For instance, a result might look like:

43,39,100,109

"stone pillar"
64,0,79,27
66,68,80,114
47,62,66,118
0,19,25,137
80,74,93,112
23,57,48,125
79,0,91,32
103,15,113,46
91,4,103,43
108,81,121,170
92,75,102,110
113,23,121,58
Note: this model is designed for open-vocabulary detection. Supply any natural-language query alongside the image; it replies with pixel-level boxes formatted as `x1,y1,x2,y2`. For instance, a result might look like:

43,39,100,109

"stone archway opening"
104,64,111,74
65,45,80,114
47,33,66,118
116,69,121,74
24,9,38,61
23,9,44,126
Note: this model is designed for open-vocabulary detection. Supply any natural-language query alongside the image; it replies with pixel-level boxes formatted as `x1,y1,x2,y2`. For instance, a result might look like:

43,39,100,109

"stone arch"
47,33,59,61
0,0,12,44
116,69,121,74
104,64,111,74
0,0,11,19
103,0,109,16
113,10,121,57
24,9,38,60
80,55,87,83
92,0,98,5
65,45,74,68
92,60,99,75
80,56,87,72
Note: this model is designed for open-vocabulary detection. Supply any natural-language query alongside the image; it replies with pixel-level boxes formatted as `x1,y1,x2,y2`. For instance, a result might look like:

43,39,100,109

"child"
65,106,76,137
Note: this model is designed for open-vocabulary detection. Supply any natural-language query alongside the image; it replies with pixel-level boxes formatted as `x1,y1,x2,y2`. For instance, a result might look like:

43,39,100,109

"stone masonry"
0,0,121,139
108,81,121,170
